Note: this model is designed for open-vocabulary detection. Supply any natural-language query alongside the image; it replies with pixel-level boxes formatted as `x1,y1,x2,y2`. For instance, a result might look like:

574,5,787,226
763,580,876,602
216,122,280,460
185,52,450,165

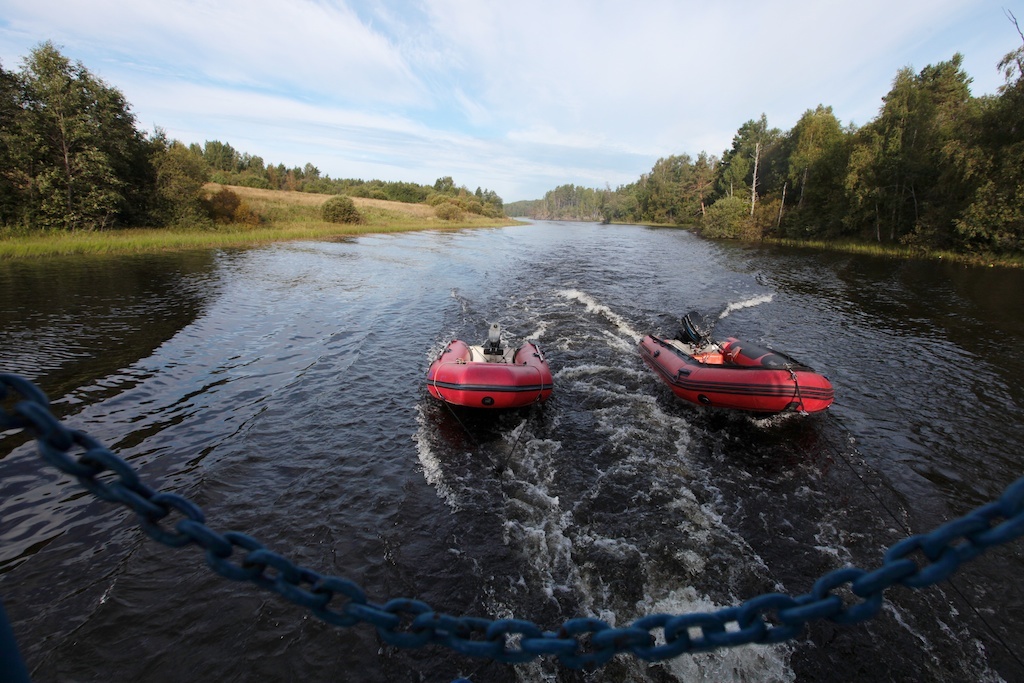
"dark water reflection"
0,251,219,407
2,226,1023,682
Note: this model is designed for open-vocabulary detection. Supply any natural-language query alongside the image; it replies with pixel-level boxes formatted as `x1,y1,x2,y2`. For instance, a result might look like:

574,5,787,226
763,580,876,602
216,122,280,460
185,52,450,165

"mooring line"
434,386,482,449
495,405,535,475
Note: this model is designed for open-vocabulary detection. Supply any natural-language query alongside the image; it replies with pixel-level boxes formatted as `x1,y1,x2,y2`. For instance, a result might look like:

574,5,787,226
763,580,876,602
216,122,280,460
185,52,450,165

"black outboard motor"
679,311,712,346
484,322,503,355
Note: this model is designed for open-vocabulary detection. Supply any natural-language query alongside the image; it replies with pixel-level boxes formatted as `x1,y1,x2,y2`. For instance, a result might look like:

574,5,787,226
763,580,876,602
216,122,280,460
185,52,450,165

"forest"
3,30,1023,257
0,42,503,234
507,16,1024,255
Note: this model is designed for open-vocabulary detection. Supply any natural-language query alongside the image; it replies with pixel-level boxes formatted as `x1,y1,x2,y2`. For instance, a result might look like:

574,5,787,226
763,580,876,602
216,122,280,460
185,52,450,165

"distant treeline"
0,42,503,233
508,19,1024,255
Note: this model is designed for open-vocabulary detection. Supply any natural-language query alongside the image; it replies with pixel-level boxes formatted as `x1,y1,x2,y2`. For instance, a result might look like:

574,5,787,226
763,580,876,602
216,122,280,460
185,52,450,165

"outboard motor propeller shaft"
484,323,502,355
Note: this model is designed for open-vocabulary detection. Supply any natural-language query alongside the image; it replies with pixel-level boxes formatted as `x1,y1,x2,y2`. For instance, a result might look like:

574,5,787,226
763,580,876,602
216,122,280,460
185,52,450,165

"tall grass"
764,237,1024,268
0,185,517,259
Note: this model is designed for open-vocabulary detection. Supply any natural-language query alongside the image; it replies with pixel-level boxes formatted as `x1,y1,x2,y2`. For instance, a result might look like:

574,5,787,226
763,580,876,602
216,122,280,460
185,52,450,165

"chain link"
3,372,1024,669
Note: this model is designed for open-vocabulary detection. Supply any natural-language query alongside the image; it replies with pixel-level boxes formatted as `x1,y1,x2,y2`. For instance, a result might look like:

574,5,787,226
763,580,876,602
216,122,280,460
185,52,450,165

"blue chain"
3,371,1024,669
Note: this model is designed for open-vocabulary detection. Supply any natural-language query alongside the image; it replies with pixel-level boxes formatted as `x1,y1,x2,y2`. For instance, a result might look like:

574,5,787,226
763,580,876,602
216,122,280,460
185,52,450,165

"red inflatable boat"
638,312,834,414
427,324,553,409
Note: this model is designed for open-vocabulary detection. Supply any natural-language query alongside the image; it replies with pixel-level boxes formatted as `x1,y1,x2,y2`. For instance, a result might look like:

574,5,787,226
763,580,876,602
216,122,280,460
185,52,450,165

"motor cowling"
679,311,712,346
484,323,502,355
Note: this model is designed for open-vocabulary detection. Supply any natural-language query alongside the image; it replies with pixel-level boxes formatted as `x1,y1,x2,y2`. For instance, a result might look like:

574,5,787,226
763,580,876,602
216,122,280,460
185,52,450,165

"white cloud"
0,0,1018,201
2,0,426,105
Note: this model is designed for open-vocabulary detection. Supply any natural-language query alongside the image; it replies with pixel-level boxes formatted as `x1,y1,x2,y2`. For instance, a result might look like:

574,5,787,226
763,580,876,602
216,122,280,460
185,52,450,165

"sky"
0,1,1020,202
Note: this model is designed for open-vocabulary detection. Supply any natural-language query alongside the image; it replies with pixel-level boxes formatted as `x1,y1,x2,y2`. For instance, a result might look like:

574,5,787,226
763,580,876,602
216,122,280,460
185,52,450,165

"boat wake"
413,292,797,680
413,404,464,512
557,289,643,342
719,294,774,319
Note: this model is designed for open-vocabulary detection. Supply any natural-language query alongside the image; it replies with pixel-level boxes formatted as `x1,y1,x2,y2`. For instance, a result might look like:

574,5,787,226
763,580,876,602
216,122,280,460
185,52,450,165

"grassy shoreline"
630,221,1023,269
3,187,1019,269
0,185,518,259
761,236,1024,269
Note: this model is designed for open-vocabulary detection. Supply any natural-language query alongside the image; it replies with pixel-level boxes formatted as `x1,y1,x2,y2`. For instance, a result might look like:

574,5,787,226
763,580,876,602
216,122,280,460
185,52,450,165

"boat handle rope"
525,362,547,405
787,367,808,416
2,371,1024,672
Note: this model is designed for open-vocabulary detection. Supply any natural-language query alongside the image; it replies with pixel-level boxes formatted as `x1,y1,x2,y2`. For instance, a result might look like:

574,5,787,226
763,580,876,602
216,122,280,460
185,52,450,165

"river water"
2,221,1023,682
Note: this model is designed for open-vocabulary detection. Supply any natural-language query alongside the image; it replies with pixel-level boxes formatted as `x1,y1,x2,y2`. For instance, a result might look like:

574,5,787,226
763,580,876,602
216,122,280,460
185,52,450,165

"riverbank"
5,192,1019,269
762,236,1024,269
624,220,1023,269
0,184,517,259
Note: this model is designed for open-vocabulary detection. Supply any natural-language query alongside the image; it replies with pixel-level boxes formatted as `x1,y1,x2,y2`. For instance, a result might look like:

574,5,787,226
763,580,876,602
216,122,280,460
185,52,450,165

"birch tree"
19,42,148,230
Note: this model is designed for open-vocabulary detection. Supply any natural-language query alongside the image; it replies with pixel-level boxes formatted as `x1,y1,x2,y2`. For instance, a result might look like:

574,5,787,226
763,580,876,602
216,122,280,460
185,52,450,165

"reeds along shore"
761,237,1024,269
0,185,516,259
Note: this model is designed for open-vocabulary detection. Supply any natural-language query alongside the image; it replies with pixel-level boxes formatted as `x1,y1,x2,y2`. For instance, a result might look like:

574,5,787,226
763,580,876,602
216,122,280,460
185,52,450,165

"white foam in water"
413,342,466,512
719,294,774,319
748,411,800,429
418,294,794,681
553,362,616,381
498,434,586,615
558,289,643,342
503,365,792,681
412,406,462,512
601,328,638,353
638,587,796,682
527,320,549,341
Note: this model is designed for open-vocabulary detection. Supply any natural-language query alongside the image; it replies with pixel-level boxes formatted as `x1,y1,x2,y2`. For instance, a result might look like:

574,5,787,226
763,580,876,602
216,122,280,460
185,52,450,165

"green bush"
435,202,462,221
700,196,751,239
154,142,211,229
321,195,363,224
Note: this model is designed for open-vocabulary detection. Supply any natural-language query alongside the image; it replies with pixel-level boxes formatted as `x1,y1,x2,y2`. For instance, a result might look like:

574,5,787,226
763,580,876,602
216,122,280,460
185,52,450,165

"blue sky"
1,1,1020,202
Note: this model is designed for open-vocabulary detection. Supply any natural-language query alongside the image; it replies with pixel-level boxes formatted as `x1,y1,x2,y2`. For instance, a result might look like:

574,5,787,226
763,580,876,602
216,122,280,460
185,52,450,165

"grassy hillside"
0,184,518,259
